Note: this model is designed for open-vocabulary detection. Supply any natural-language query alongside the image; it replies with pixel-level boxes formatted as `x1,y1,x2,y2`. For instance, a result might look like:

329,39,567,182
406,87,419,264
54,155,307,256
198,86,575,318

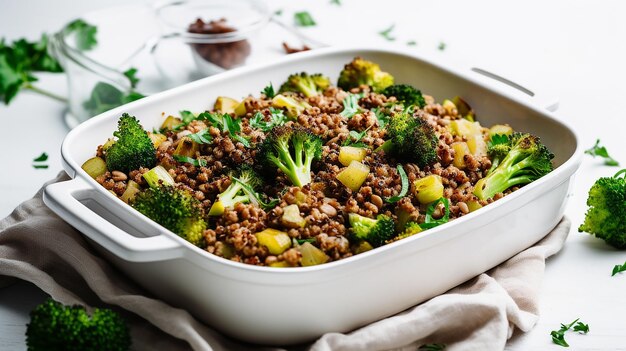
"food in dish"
82,57,555,267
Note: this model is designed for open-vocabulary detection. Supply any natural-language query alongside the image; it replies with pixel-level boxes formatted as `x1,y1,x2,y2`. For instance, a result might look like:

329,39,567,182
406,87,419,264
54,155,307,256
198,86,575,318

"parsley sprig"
340,93,362,118
379,24,396,41
173,155,207,167
187,128,213,144
262,82,275,99
585,139,619,166
420,197,450,229
294,11,316,27
612,260,626,276
550,318,589,347
197,111,251,147
385,165,408,203
250,108,287,132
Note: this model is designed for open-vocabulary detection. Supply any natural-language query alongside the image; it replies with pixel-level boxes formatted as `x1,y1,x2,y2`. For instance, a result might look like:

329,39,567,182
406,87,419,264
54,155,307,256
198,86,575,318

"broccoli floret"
132,185,206,246
381,84,426,108
337,57,394,92
105,113,156,173
26,298,130,351
259,125,322,187
348,213,396,247
473,133,554,200
384,109,438,167
578,169,626,249
272,94,312,119
209,166,276,215
279,72,331,97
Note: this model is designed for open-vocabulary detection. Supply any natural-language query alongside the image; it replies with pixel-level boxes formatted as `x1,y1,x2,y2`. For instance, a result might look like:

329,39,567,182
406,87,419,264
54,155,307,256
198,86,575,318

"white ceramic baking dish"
43,47,582,345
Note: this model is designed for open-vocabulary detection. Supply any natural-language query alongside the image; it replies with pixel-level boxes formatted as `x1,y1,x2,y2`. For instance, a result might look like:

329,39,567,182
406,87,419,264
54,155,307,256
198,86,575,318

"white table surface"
2,0,626,350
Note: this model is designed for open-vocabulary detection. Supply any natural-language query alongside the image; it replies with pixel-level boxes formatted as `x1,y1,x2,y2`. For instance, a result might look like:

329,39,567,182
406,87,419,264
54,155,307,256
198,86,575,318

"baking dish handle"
470,67,560,112
43,177,184,262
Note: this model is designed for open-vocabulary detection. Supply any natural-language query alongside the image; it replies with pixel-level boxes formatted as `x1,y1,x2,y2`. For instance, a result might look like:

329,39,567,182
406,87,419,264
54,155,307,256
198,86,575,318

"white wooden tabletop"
1,0,626,350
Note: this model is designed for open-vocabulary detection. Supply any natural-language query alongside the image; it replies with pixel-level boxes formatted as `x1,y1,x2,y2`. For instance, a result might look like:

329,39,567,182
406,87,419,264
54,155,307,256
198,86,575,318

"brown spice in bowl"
188,18,251,69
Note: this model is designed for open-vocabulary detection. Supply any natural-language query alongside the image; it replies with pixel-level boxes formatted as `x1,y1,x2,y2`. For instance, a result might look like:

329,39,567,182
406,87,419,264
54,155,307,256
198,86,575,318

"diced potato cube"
413,175,444,204
336,161,370,192
281,204,306,228
450,119,482,137
81,156,107,179
442,99,458,116
466,135,487,157
148,132,167,148
353,241,373,254
489,124,513,138
256,229,291,255
174,137,199,157
452,96,474,121
467,200,483,212
451,142,470,169
214,96,240,114
208,200,225,216
338,146,367,166
299,242,329,266
269,261,290,268
160,115,183,131
294,190,307,205
235,101,247,117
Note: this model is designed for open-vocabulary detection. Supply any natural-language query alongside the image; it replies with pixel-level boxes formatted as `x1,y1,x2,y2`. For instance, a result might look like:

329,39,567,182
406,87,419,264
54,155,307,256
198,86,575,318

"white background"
1,0,626,350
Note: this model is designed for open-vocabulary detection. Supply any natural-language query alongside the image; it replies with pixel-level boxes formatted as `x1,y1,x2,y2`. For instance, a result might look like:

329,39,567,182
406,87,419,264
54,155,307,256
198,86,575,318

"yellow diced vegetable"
353,241,373,254
120,180,141,203
467,200,483,212
450,119,482,137
489,124,513,138
102,138,115,152
336,160,370,192
281,204,306,228
220,243,235,259
452,96,474,121
143,165,174,188
338,146,367,166
160,115,183,131
174,137,199,157
208,200,225,216
298,242,329,266
148,132,167,148
294,190,307,205
214,96,240,114
451,142,470,169
442,99,458,116
81,156,107,179
466,135,487,157
235,101,247,117
269,261,290,268
413,175,444,204
256,229,291,255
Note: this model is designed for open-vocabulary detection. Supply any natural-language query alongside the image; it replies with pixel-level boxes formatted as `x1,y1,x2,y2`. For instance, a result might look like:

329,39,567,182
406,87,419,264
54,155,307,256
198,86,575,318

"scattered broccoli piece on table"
381,84,426,108
132,185,206,246
105,113,156,173
337,57,394,92
259,125,322,187
26,298,131,351
473,133,554,200
348,213,396,247
578,169,626,249
279,72,330,97
384,109,438,167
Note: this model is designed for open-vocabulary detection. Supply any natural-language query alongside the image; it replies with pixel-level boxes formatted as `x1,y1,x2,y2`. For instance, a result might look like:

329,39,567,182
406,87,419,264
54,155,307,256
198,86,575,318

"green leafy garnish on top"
340,93,362,118
250,108,287,132
585,139,619,166
385,165,408,203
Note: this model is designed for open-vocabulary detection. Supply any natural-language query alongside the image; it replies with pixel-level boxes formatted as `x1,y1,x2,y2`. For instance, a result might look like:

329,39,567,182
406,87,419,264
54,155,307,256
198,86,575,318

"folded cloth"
0,172,571,351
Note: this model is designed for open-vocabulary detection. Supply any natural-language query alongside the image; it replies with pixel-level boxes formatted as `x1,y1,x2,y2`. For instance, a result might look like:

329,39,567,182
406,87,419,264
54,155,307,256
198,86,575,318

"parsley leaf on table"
379,24,396,41
438,42,447,51
612,260,626,276
418,344,446,351
33,152,48,162
294,11,316,27
585,139,619,166
550,318,589,347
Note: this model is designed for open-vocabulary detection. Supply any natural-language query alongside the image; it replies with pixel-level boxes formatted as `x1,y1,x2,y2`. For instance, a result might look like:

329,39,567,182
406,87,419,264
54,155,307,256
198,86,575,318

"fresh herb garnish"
180,110,196,124
232,177,279,210
550,318,589,347
123,68,140,89
342,127,370,147
385,165,408,203
197,112,251,147
371,107,390,128
379,24,396,41
173,155,207,167
33,152,49,162
296,238,317,244
585,139,619,166
407,40,417,46
340,93,361,118
612,260,626,276
187,128,213,144
438,42,446,51
250,108,287,131
294,11,316,27
330,0,342,5
420,197,450,229
65,19,98,51
418,344,446,351
262,82,276,98
0,34,65,104
32,165,49,169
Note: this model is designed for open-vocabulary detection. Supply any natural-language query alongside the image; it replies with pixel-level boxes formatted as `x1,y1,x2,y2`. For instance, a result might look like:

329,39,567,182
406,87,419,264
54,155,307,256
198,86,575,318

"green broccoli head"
132,185,206,246
381,84,426,108
474,133,554,200
348,213,396,247
105,113,156,173
337,57,394,92
385,110,438,167
208,165,265,215
272,94,312,119
26,298,131,351
279,72,331,97
259,125,322,187
578,170,626,249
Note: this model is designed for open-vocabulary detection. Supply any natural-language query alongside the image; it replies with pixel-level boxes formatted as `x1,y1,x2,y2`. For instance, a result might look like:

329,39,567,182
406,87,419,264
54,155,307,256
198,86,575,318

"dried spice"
188,18,251,69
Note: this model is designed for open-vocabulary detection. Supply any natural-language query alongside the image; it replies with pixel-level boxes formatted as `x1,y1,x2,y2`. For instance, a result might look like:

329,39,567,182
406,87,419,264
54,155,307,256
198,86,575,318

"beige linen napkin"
0,172,570,351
